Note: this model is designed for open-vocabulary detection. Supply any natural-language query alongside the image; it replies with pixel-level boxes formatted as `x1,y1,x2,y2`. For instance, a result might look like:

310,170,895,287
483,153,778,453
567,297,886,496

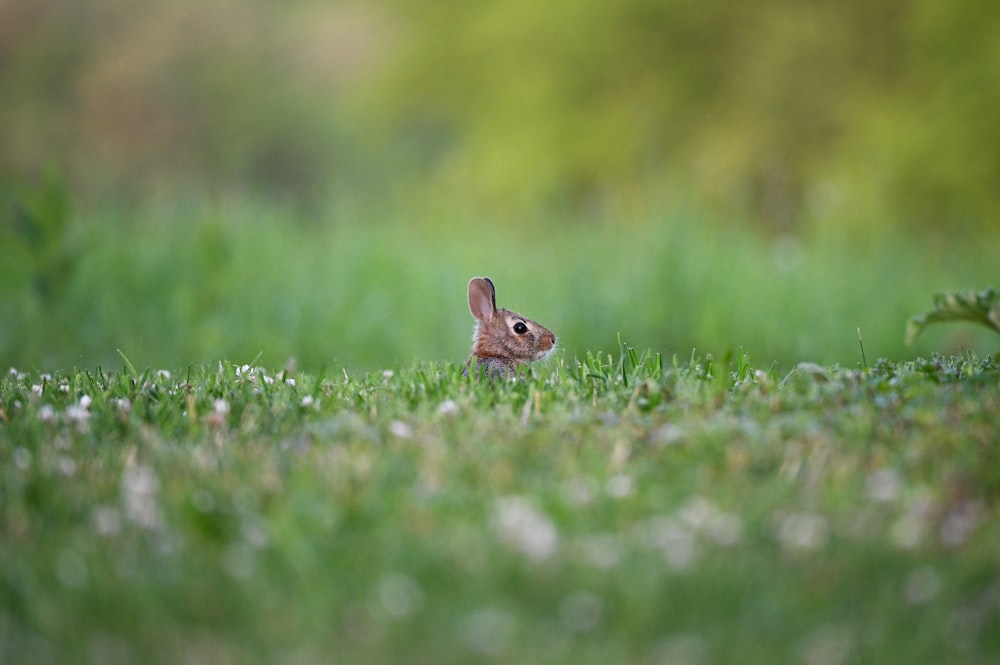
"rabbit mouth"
534,345,556,361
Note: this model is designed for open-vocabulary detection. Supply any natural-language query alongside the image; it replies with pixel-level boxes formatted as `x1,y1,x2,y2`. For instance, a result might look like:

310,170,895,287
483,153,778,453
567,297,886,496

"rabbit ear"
468,277,497,324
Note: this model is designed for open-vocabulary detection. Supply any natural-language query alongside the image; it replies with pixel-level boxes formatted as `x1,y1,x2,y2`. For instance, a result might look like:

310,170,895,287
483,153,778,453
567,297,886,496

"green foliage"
906,288,1000,345
0,200,996,372
2,352,999,663
2,0,1000,228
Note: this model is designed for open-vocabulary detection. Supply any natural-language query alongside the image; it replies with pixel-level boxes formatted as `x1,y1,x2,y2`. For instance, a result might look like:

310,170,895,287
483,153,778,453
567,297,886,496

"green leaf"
905,288,1000,344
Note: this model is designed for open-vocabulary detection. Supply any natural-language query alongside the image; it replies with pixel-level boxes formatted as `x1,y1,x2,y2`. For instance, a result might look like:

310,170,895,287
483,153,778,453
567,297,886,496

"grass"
2,194,997,372
2,348,999,664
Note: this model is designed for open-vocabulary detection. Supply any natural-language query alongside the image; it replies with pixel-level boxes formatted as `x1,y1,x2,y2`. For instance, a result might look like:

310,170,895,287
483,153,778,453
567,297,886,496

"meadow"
1,348,998,664
1,189,996,373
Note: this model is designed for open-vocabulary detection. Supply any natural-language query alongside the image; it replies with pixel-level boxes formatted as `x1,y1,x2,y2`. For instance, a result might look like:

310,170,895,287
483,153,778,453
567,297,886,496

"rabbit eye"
513,322,528,334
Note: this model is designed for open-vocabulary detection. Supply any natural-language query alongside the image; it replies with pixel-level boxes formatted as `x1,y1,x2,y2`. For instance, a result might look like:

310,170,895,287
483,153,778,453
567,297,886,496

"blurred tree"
0,0,997,230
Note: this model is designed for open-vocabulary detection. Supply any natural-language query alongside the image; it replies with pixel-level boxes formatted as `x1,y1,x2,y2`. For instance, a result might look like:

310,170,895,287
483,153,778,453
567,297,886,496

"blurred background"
1,0,997,371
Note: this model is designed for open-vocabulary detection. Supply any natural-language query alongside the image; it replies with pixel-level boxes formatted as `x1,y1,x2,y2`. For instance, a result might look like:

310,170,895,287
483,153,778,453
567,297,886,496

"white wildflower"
777,512,829,552
642,515,698,571
300,395,315,407
122,465,162,531
389,420,413,439
38,404,56,423
606,473,634,499
214,399,230,415
65,404,90,424
494,496,559,562
866,469,902,504
437,399,459,416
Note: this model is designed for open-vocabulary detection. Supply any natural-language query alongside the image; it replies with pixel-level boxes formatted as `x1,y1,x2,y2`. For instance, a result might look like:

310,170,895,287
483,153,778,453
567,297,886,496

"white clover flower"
389,420,413,439
65,404,91,424
777,512,830,552
38,404,56,423
437,399,459,416
78,394,92,409
606,473,634,499
494,496,559,562
122,465,162,531
866,469,902,504
642,515,698,571
285,378,296,387
301,395,315,407
214,399,230,415
31,384,43,396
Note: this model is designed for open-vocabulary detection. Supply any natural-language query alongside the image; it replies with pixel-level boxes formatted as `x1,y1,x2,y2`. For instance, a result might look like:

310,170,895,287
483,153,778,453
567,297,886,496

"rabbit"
466,276,557,377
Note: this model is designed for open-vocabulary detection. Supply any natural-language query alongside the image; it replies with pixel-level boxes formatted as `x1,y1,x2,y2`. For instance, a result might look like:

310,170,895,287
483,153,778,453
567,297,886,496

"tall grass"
1,195,995,372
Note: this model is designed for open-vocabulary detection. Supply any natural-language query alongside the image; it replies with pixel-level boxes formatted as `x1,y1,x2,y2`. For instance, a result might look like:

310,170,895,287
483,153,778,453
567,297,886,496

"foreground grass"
1,350,999,664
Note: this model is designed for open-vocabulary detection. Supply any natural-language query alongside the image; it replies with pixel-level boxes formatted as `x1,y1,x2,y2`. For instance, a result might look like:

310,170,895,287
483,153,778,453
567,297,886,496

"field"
2,193,997,373
2,349,999,664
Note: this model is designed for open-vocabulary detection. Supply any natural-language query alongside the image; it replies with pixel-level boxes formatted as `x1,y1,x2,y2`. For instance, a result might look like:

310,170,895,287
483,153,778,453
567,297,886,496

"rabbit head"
467,276,556,376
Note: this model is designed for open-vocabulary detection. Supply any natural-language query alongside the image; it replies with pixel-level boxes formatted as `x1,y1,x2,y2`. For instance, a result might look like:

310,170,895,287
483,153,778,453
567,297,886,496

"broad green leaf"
905,288,1000,344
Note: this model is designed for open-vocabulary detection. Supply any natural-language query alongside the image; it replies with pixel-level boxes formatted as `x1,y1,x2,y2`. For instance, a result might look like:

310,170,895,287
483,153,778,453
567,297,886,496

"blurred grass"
0,187,995,371
1,353,999,663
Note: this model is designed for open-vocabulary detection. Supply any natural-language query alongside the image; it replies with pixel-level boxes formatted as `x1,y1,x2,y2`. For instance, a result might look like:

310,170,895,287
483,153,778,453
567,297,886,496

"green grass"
2,349,999,664
2,195,997,372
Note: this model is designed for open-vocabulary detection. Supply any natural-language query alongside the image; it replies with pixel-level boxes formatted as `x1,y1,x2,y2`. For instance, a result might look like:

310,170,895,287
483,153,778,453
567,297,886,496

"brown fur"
467,277,556,377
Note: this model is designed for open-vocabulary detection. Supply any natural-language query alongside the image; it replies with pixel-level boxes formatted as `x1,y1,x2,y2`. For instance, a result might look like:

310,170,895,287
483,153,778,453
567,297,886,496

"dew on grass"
494,496,559,562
